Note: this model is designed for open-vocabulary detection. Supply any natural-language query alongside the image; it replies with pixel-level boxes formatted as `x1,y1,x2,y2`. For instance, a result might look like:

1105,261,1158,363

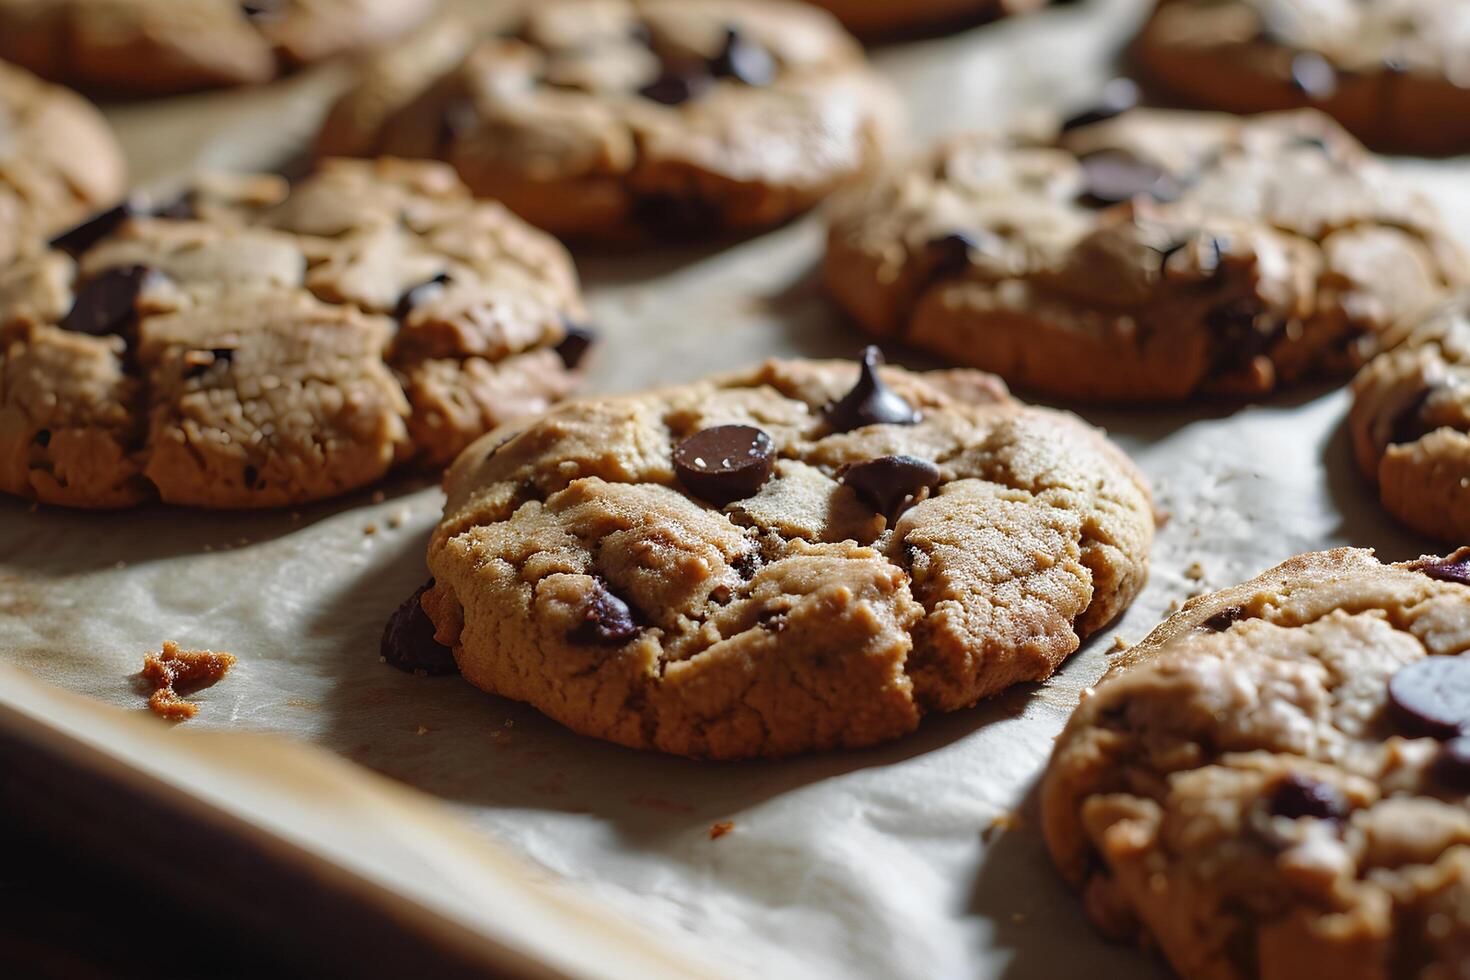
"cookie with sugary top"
823,104,1467,404
0,157,589,509
419,349,1153,759
1134,0,1470,154
316,0,902,241
1350,292,1470,542
0,0,434,95
1042,547,1470,980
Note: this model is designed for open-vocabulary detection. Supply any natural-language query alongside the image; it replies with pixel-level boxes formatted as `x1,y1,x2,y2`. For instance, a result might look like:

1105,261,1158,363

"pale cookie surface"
1135,0,1470,154
1350,293,1470,542
0,61,126,269
824,106,1467,403
421,353,1153,759
0,0,433,95
317,0,901,241
1042,547,1470,980
801,0,1046,36
0,158,588,509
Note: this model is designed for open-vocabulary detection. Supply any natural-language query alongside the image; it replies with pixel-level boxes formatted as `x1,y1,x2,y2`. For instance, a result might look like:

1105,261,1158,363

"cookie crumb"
708,821,735,840
387,508,409,529
364,523,378,535
415,725,428,735
371,490,386,504
1110,634,1131,653
982,811,1021,842
1184,561,1206,581
141,641,236,721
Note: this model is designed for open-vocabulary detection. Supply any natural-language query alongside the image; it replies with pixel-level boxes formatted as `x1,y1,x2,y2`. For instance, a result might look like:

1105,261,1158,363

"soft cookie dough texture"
317,0,901,240
0,0,434,95
422,356,1153,759
1351,293,1470,542
0,159,587,509
824,107,1467,403
1043,548,1470,980
1135,0,1470,154
0,60,126,268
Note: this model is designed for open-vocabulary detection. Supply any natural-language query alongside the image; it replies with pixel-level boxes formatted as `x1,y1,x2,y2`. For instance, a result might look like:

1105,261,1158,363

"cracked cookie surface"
0,0,433,95
823,107,1467,404
421,354,1153,759
1350,293,1470,542
1042,547,1470,980
0,61,126,269
0,158,587,509
316,0,901,241
1135,0,1470,154
801,0,1046,36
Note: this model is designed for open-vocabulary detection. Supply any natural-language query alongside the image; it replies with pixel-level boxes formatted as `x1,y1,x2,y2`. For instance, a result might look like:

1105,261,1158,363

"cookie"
0,60,127,268
1135,0,1470,155
419,349,1153,759
1041,547,1470,979
800,0,1046,36
316,0,902,241
1350,293,1470,542
0,158,588,509
0,0,433,96
823,106,1467,403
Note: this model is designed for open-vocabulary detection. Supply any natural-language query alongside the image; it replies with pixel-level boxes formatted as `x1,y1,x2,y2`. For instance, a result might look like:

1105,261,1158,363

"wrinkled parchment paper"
5,0,1470,975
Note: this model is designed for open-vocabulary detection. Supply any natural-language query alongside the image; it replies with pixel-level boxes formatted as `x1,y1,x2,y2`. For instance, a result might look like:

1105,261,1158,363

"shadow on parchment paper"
0,471,435,577
1320,414,1444,562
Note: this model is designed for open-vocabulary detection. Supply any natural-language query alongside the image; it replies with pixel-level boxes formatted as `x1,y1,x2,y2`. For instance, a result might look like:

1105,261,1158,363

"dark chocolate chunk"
673,425,776,504
824,346,922,432
554,320,597,369
840,455,942,522
393,273,451,322
1431,735,1470,791
1406,550,1470,587
1201,604,1247,631
1289,53,1338,99
1267,773,1349,821
1059,78,1140,133
731,549,761,581
33,429,51,447
709,27,775,87
1388,656,1470,740
1076,150,1181,207
58,265,153,337
570,577,641,645
48,201,140,256
928,231,984,277
183,347,235,381
1388,387,1437,446
1206,297,1282,374
629,192,719,238
639,67,711,106
242,464,259,488
381,580,459,675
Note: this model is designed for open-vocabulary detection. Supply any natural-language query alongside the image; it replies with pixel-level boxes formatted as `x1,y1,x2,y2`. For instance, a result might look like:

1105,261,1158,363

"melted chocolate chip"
824,347,922,433
33,429,51,447
58,265,153,337
381,580,459,675
1388,387,1437,446
1206,298,1282,374
1289,52,1338,99
570,577,641,645
183,347,235,381
639,67,711,106
1059,78,1140,133
1267,774,1349,821
1201,604,1247,631
1432,735,1470,791
48,202,140,255
1076,150,1180,208
673,425,776,504
554,320,596,369
1388,656,1470,740
1407,550,1470,587
393,273,451,321
928,232,982,277
840,455,941,522
709,27,775,86
243,464,259,488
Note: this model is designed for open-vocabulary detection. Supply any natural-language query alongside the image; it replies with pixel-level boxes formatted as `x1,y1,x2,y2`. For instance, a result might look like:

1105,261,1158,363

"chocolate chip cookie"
823,106,1467,403
418,349,1153,759
0,60,126,269
0,0,433,96
1042,547,1470,979
1135,0,1470,155
1350,293,1470,542
316,0,902,241
0,158,588,509
801,0,1046,36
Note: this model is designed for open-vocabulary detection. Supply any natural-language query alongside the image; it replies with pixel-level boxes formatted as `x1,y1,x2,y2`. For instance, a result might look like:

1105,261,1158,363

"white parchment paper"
4,0,1469,976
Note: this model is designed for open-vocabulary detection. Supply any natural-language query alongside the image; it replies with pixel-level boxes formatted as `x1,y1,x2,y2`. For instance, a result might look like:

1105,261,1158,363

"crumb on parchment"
141,641,236,721
708,821,735,840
